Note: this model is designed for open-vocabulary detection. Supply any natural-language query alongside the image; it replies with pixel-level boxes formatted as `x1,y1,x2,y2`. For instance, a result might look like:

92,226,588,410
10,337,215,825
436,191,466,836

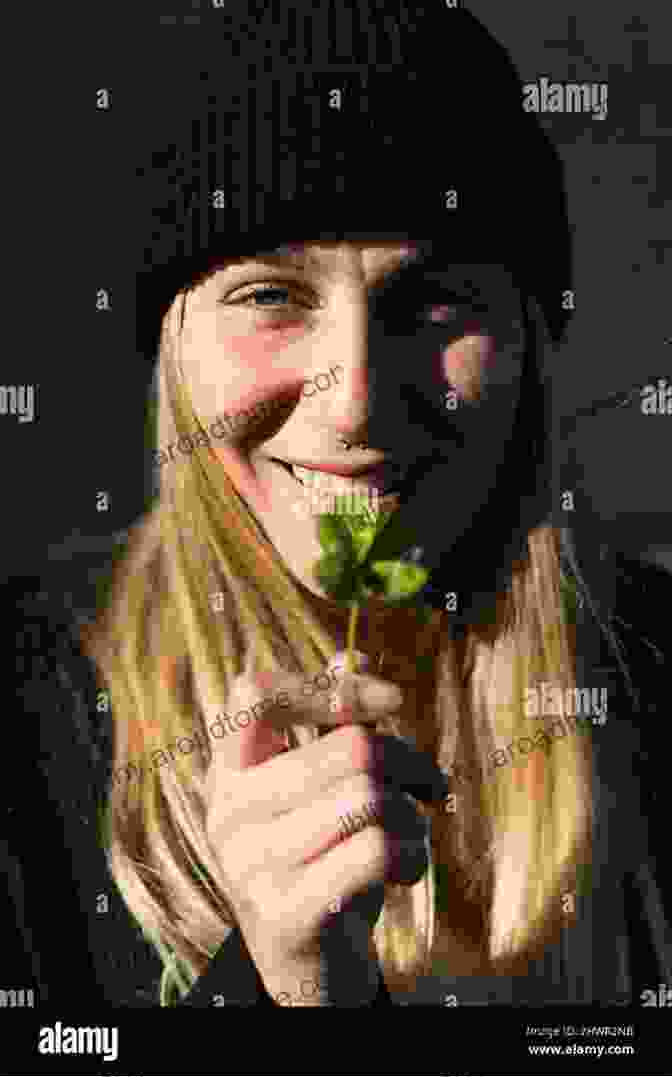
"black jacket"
5,541,672,1007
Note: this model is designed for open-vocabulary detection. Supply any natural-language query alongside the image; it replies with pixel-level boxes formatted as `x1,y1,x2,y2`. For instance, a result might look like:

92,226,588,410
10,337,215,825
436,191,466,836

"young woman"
13,2,669,1011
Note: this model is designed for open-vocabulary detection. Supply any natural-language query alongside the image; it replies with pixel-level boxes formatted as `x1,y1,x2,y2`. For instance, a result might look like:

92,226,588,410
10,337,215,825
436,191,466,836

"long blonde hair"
82,284,619,1005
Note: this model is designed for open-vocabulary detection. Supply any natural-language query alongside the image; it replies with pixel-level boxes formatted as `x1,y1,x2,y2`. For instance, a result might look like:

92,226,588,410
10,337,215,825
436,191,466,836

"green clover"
313,504,432,673
367,560,429,602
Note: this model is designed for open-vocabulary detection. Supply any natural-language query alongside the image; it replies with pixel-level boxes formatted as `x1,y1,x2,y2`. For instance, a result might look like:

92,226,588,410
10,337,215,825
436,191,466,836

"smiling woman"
166,241,521,586
60,0,672,1018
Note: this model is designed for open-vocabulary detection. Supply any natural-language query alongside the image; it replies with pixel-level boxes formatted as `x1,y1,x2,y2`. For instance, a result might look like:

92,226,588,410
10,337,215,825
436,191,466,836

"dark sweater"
4,546,672,1007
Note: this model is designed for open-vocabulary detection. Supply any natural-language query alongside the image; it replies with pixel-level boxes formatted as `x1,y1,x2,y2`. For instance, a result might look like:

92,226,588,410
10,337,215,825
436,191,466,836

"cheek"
441,334,496,401
184,323,307,420
177,323,315,515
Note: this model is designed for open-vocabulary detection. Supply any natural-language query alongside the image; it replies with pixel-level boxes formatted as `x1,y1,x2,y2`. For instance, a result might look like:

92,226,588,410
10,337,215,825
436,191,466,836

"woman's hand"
202,651,449,1005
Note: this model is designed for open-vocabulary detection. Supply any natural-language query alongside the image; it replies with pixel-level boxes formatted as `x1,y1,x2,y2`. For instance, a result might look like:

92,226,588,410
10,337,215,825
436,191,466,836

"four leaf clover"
313,502,432,673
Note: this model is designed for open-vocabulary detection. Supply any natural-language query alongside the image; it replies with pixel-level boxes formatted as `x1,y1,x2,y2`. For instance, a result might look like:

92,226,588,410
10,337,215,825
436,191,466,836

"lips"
272,459,412,496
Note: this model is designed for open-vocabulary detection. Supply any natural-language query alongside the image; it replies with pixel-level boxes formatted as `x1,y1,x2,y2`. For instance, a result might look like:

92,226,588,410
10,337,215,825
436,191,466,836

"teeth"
290,465,361,492
291,464,316,486
290,462,411,488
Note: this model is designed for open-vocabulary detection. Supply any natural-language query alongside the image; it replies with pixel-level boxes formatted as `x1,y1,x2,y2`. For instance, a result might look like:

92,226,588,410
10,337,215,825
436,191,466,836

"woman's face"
173,240,525,603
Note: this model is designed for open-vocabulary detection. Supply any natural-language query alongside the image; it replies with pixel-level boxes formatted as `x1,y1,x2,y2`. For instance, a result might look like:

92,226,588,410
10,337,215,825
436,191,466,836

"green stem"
346,601,360,674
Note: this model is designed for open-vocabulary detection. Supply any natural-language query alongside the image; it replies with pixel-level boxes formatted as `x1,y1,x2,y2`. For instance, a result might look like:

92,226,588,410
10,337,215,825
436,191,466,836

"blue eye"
244,286,295,307
220,282,483,330
222,284,312,311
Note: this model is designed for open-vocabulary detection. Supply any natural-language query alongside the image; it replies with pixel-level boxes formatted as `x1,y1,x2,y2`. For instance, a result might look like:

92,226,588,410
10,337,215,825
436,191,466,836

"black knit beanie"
131,1,572,368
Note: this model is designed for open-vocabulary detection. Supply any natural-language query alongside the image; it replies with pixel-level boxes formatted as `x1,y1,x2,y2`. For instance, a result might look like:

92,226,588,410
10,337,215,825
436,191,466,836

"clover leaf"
314,550,359,602
367,560,429,601
317,514,355,557
313,500,431,674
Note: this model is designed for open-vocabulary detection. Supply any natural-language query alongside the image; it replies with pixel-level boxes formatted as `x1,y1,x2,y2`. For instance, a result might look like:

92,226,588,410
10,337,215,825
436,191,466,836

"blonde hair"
81,283,615,1005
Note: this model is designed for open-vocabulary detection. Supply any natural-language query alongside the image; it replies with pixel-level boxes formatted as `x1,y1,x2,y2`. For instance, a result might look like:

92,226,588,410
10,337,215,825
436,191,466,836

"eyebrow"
210,241,431,286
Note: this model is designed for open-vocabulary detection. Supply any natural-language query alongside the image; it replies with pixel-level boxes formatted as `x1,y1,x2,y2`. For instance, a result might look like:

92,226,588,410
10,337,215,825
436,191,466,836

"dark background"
3,2,670,579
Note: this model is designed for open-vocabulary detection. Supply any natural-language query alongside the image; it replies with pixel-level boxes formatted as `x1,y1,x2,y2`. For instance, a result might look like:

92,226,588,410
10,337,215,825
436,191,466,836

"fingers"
209,723,449,829
290,823,430,929
280,779,430,869
204,663,402,778
221,783,430,936
202,644,399,808
244,668,402,729
285,724,449,810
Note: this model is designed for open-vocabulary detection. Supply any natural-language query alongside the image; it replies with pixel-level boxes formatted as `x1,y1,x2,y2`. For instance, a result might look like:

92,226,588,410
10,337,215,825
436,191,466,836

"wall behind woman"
2,1,669,582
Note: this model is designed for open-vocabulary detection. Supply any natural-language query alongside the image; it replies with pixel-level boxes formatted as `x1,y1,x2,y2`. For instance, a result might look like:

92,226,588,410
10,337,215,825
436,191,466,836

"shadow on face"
170,241,527,601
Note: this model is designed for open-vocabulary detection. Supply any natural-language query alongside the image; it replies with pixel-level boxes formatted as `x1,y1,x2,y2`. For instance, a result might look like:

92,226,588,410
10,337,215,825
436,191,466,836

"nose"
316,296,372,438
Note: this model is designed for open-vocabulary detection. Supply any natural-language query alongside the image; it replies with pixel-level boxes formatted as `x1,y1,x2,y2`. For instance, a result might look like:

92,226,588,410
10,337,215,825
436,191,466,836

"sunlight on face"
170,241,525,600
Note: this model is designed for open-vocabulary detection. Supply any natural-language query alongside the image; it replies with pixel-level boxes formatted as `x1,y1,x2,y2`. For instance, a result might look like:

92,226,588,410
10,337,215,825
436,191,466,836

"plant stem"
346,601,360,674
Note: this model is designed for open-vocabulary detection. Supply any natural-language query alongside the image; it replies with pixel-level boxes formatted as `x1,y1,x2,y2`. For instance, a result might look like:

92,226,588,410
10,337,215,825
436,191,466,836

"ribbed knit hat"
132,1,572,366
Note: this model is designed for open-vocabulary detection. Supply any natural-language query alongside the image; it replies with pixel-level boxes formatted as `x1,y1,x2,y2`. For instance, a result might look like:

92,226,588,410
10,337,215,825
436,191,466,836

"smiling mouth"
269,458,415,497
